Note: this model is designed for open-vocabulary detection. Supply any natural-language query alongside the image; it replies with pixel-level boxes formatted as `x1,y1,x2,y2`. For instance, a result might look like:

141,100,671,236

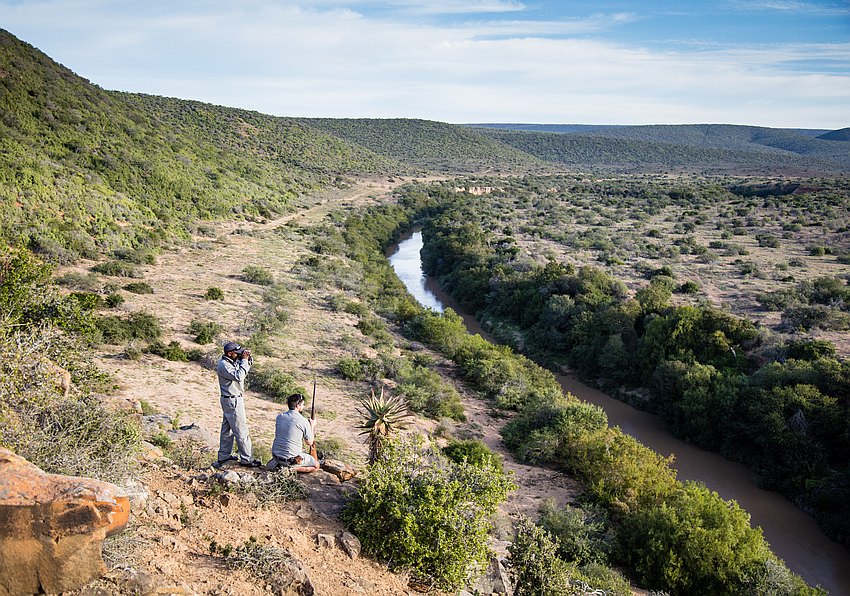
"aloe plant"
357,387,413,462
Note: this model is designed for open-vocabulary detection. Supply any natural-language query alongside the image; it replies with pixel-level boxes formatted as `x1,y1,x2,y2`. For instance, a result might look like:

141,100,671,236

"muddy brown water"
388,229,850,594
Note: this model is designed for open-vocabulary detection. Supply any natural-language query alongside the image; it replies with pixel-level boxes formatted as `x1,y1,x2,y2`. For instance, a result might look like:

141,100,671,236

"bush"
95,311,162,344
443,439,503,473
538,500,611,565
677,281,700,294
396,364,465,420
247,366,307,402
105,293,125,308
204,286,225,300
146,340,188,362
242,266,274,286
343,436,514,589
91,260,141,278
508,517,573,596
618,482,820,595
188,320,224,345
123,282,154,294
336,357,366,381
1,329,140,481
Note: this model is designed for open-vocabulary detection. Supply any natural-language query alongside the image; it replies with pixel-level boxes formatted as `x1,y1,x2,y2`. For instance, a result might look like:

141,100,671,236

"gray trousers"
217,395,252,463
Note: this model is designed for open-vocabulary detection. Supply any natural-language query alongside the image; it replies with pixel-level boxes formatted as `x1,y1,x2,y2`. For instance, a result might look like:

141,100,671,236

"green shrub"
336,357,366,381
247,366,307,402
149,430,172,449
95,311,162,344
786,339,836,361
677,281,700,294
204,286,225,300
92,260,141,278
618,482,821,595
538,499,611,565
105,293,125,308
68,291,103,310
442,439,502,473
123,282,154,294
343,436,514,590
508,517,573,596
1,329,140,482
146,340,189,362
242,266,274,286
396,364,465,420
188,319,224,345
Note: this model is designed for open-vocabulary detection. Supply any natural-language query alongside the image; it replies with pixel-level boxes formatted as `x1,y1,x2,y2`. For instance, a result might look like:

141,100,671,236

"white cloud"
2,0,848,127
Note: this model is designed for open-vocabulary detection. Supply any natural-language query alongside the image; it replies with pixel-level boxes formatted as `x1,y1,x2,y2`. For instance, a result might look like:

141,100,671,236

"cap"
223,341,242,353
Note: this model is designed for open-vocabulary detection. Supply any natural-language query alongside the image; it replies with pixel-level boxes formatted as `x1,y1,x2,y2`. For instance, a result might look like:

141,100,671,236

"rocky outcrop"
0,448,130,595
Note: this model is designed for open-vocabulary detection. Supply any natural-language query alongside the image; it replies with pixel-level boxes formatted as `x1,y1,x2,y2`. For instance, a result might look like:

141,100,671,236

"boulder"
338,532,361,560
470,555,513,596
0,448,130,595
320,459,357,482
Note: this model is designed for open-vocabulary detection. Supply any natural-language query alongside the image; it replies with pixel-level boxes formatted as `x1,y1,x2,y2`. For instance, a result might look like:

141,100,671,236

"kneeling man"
272,393,320,473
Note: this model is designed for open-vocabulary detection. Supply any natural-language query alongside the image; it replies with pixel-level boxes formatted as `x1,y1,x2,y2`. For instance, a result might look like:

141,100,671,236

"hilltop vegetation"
477,127,850,174
0,29,400,263
302,117,543,171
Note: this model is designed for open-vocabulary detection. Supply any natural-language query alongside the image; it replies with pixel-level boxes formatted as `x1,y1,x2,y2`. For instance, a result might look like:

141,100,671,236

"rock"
470,555,513,596
141,414,173,436
140,441,164,462
316,533,335,549
0,448,130,595
120,478,150,511
275,553,315,596
167,422,216,447
321,459,357,482
338,532,361,559
222,470,241,484
295,505,312,520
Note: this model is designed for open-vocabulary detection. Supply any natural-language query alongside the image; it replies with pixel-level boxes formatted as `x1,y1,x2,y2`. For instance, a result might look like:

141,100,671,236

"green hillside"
477,128,849,174
300,117,542,171
472,123,850,172
0,29,403,263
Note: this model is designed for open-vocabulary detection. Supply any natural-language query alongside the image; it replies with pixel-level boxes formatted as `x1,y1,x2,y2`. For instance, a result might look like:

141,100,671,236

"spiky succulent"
357,387,413,462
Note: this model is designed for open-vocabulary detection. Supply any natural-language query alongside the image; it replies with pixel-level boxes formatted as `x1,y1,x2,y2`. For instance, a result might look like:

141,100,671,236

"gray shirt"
217,356,251,398
272,409,313,460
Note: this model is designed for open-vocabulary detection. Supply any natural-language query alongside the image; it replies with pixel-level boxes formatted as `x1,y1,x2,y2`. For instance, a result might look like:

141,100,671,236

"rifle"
309,375,318,464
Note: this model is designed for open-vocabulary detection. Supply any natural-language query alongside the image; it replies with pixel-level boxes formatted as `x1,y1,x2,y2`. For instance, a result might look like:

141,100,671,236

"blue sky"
2,0,849,128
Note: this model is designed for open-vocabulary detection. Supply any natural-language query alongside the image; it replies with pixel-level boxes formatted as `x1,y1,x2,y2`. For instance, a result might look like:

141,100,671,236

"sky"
2,0,850,128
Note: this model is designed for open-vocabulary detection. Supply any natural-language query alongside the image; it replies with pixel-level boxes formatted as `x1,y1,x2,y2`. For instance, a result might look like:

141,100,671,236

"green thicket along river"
388,229,850,595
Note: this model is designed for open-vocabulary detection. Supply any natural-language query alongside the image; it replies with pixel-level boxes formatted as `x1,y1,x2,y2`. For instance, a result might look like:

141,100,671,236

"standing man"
214,341,260,468
271,393,319,473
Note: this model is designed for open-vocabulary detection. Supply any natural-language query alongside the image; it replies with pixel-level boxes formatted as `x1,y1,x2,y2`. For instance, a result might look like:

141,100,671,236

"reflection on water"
387,228,850,595
387,231,443,313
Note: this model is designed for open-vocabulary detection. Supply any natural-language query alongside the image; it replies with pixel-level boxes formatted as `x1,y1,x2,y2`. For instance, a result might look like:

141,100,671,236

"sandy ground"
63,176,581,595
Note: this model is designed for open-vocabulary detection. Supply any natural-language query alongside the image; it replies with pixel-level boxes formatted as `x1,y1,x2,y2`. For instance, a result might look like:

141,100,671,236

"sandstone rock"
140,441,164,462
338,532,361,559
320,459,357,481
0,448,130,595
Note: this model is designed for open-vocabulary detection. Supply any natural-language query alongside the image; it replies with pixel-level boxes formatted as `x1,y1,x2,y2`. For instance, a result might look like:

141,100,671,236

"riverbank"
387,228,850,594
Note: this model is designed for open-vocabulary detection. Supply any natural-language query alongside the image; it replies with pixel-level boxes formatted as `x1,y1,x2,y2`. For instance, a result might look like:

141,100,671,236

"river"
388,229,850,594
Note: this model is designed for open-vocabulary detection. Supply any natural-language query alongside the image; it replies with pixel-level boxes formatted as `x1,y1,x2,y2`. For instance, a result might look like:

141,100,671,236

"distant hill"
468,123,849,173
299,118,542,171
817,127,850,141
0,29,402,262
